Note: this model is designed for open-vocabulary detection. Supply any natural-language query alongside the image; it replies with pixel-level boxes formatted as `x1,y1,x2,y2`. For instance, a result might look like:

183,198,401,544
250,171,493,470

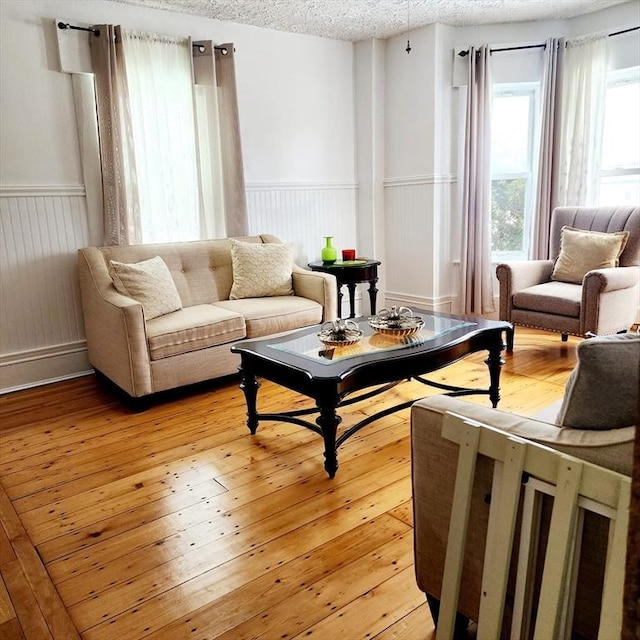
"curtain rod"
458,24,639,57
57,22,100,36
56,22,230,54
192,43,229,55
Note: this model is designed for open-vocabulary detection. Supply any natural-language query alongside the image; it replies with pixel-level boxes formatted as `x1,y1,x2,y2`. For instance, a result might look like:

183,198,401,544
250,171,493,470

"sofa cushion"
556,333,640,430
229,240,294,299
214,297,322,338
512,281,581,317
146,305,246,360
109,256,182,319
551,226,629,284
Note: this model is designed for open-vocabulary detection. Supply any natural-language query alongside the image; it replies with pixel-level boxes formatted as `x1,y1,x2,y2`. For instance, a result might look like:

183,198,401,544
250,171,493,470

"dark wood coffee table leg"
485,345,505,408
239,367,260,434
316,398,342,478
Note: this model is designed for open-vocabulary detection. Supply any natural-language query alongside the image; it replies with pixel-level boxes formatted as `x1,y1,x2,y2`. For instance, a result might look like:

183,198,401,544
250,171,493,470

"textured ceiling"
113,0,631,41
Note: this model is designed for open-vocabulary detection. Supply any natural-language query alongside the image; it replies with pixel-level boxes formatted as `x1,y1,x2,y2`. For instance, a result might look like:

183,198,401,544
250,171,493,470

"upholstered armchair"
496,206,639,350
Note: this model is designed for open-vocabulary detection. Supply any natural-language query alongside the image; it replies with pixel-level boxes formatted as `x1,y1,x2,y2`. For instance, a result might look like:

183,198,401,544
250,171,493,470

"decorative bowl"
317,319,363,346
368,306,424,337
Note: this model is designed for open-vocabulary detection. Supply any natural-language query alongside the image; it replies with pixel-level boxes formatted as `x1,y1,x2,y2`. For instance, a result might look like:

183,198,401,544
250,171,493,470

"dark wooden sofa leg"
426,594,470,639
561,333,568,342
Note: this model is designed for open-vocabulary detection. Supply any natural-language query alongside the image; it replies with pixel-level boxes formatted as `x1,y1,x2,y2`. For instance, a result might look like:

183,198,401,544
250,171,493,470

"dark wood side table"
308,259,381,318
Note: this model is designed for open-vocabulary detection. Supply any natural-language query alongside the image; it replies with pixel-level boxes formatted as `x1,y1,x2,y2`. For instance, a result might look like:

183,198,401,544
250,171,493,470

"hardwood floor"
0,328,579,639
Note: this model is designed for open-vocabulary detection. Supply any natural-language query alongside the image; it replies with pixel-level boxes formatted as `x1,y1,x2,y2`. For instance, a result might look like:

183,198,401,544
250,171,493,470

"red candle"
342,249,356,261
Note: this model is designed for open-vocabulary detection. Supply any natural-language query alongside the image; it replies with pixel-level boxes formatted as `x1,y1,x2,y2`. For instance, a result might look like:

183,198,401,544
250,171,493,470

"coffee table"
231,311,511,478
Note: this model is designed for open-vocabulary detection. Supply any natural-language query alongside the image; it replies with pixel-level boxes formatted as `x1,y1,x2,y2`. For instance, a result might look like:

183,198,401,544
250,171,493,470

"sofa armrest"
292,266,338,322
78,248,153,397
496,260,554,321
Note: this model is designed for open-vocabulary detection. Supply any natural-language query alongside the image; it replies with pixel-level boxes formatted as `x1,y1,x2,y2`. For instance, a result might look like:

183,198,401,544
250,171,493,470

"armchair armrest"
78,248,152,397
582,266,640,336
583,265,640,293
495,260,554,320
292,266,338,322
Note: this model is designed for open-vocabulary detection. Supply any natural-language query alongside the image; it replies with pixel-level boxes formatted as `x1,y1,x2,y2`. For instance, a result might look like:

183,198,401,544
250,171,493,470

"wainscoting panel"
0,186,91,392
246,182,358,266
383,175,457,311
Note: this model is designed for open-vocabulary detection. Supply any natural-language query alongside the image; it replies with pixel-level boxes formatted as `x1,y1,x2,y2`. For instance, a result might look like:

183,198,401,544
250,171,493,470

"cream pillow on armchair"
229,240,294,299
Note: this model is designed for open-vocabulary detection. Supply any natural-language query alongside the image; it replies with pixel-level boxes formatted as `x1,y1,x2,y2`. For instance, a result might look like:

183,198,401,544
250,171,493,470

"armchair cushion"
557,333,640,430
108,256,183,320
513,281,581,317
551,226,629,284
230,240,294,299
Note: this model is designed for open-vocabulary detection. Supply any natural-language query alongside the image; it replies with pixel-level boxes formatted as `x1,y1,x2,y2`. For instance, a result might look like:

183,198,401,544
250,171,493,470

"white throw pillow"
109,256,182,320
229,240,294,299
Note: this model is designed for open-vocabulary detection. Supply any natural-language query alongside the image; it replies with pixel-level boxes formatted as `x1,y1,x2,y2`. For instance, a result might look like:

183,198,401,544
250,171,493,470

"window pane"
601,82,640,170
491,95,531,174
492,178,526,253
599,175,640,205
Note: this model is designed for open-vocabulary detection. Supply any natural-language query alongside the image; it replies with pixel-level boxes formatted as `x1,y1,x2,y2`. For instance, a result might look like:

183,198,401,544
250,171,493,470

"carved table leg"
368,278,379,316
239,367,260,434
346,283,357,318
485,345,505,408
316,398,342,478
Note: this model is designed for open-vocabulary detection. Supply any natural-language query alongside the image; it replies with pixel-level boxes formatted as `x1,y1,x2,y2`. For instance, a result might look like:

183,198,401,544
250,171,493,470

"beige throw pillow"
229,240,294,299
551,226,629,284
109,256,182,320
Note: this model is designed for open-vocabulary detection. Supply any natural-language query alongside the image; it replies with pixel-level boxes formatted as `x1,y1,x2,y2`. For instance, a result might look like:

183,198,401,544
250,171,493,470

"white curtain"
119,31,201,244
460,45,495,315
557,34,609,206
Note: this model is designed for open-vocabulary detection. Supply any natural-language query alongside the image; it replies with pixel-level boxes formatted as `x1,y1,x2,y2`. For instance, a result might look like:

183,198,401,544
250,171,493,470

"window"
490,84,539,261
599,67,640,205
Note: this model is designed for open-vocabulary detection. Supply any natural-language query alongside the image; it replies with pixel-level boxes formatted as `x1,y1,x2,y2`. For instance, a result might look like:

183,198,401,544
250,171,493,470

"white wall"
0,0,357,391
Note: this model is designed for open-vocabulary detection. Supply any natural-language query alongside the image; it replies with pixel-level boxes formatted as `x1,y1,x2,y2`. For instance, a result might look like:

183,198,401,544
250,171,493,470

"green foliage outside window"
491,178,526,253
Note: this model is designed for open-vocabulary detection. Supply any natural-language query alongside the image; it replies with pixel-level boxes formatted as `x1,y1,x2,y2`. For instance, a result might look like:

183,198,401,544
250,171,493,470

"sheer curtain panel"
460,45,495,315
557,34,609,206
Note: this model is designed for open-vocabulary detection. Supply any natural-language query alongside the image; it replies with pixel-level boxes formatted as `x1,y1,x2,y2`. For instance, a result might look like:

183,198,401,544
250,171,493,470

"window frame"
598,66,640,205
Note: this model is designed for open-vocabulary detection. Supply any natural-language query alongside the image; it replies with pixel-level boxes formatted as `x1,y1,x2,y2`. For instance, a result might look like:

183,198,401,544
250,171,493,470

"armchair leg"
561,333,568,342
506,327,514,352
426,593,470,639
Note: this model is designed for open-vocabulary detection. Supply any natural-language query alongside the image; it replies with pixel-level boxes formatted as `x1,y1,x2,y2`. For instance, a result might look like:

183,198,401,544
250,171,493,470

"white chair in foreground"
437,411,630,640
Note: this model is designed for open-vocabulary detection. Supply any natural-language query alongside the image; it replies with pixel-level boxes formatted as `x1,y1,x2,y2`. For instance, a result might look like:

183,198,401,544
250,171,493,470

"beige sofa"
411,333,638,638
78,234,337,398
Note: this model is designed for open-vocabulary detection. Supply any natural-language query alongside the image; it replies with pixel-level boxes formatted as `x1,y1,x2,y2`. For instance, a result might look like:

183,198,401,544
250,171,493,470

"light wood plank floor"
0,328,579,639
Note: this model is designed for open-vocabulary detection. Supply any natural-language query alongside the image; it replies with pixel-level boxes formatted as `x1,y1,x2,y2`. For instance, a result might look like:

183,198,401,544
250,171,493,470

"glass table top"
268,313,477,365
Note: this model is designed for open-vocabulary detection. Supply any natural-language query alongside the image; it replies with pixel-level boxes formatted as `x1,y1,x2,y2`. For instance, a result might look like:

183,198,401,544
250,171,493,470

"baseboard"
0,342,92,394
384,291,453,313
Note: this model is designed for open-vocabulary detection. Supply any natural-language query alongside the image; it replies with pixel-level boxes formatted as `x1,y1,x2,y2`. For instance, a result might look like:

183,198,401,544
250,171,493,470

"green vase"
321,236,337,264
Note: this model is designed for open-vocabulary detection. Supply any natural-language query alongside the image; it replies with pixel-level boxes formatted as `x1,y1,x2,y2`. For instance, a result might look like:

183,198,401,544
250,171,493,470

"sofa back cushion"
95,236,275,307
